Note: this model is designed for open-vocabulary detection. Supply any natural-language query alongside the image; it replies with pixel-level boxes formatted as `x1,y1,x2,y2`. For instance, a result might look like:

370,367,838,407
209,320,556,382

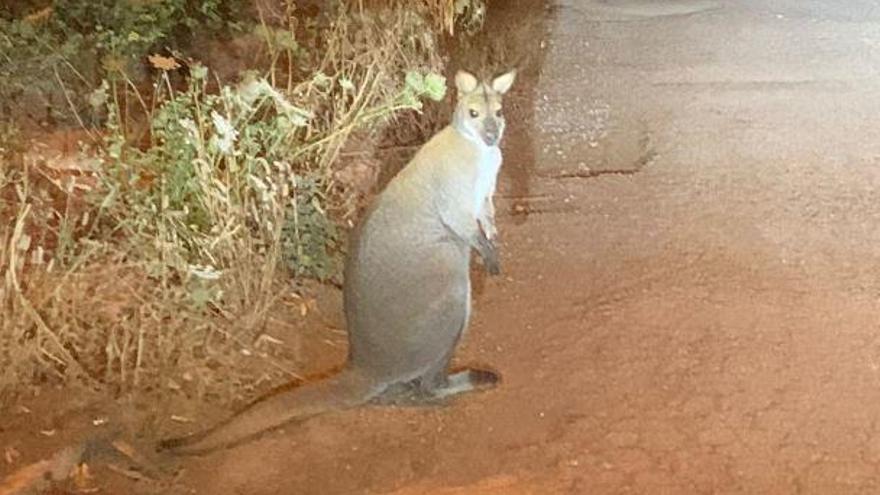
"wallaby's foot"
431,368,500,399
373,368,501,407
371,373,461,407
475,230,501,276
371,380,450,407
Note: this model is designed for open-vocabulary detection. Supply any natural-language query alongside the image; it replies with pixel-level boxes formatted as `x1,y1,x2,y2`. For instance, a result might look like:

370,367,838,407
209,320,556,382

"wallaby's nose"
483,119,500,145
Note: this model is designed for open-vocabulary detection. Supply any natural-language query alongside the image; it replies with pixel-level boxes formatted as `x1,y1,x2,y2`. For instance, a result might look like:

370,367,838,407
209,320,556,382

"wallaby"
157,69,517,455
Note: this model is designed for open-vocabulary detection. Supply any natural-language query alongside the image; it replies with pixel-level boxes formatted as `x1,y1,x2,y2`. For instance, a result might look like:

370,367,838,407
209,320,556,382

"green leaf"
190,286,215,308
312,72,331,88
339,77,355,92
274,29,298,51
404,71,425,92
88,80,110,110
423,73,447,101
190,63,208,81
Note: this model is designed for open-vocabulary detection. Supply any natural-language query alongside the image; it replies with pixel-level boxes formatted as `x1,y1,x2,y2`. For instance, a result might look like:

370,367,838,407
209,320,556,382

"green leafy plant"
97,58,446,282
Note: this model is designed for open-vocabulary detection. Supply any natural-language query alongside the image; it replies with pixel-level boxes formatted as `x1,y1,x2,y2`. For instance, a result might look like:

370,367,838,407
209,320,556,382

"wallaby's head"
452,69,517,147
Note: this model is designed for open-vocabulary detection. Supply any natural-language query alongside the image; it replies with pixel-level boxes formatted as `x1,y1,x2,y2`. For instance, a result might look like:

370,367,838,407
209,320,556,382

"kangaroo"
157,69,517,455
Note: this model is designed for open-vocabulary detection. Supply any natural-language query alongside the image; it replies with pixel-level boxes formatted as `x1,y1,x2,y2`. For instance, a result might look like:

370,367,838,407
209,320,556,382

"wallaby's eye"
469,109,479,118
495,109,503,118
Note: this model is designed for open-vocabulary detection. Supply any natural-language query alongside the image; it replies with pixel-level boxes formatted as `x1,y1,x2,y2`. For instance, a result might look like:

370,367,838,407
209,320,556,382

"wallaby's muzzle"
482,120,501,146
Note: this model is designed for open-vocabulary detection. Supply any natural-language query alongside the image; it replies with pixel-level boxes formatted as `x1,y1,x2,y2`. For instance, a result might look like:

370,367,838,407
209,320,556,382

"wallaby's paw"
475,228,501,275
485,257,502,276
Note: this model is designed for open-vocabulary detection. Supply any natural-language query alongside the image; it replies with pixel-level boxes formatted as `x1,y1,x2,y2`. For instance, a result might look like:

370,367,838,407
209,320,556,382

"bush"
96,62,444,282
0,0,248,126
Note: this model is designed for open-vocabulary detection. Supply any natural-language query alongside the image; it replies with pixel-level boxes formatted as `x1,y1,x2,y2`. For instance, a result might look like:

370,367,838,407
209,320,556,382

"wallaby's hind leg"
371,276,499,407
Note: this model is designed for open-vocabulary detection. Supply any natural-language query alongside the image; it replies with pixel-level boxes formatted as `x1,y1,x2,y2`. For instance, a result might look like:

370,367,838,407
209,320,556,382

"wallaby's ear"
491,69,517,94
455,70,479,94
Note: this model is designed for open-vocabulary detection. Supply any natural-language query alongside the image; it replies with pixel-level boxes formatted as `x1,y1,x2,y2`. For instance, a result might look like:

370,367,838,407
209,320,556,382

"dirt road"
148,1,880,493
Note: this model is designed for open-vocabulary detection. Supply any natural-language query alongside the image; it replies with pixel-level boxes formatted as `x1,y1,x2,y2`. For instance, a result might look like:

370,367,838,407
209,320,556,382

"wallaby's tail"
157,368,380,456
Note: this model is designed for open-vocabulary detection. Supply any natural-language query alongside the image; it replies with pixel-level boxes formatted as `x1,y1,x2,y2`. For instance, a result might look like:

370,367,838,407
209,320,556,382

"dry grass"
0,164,295,404
353,0,486,35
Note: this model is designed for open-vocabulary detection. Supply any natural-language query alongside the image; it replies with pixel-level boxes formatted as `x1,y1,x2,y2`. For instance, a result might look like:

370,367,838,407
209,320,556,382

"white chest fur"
473,145,502,218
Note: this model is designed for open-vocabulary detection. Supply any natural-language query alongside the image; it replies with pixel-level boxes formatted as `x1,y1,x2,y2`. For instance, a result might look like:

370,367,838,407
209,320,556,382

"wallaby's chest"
472,146,502,213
